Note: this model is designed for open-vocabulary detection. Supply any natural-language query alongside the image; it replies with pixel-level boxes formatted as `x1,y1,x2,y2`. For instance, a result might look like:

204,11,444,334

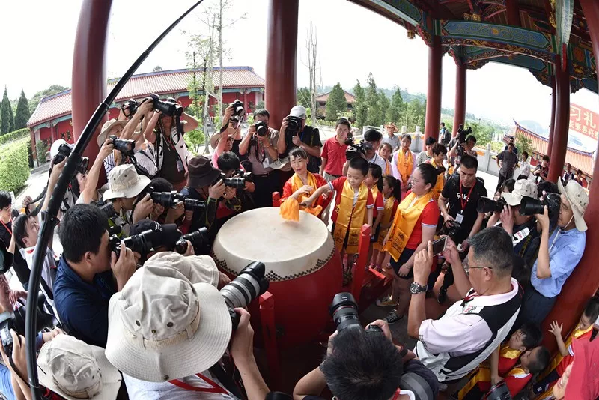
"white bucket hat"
558,180,589,231
502,179,538,206
103,164,150,201
37,335,121,400
105,253,231,382
97,119,126,147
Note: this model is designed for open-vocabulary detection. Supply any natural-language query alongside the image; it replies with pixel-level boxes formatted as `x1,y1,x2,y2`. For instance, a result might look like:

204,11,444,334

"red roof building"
315,91,356,118
27,66,265,152
512,122,595,178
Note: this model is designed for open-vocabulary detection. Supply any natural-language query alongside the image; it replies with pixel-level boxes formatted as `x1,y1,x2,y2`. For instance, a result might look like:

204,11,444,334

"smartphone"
432,237,447,256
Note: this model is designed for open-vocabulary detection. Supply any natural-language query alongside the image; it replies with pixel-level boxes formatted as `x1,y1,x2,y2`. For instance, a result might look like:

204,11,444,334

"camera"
0,294,56,359
285,115,303,137
220,262,269,330
486,381,512,400
231,100,244,117
329,292,382,333
520,192,561,225
108,135,135,156
109,221,181,259
254,121,268,137
477,197,507,214
52,143,89,174
150,191,206,211
457,124,472,144
345,140,372,161
175,228,209,255
147,94,183,117
214,172,253,189
121,99,139,116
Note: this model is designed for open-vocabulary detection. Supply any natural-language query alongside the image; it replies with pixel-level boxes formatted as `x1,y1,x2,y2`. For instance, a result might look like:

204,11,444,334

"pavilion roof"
512,121,595,176
27,66,265,127
315,91,356,104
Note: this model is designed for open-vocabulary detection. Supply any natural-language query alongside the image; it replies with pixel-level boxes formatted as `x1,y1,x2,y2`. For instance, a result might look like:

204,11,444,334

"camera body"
345,140,373,161
175,227,209,255
150,191,207,211
108,135,135,156
457,125,473,144
329,292,381,333
520,192,561,226
254,121,269,137
285,115,303,137
231,100,244,117
52,144,89,174
215,172,253,189
220,262,269,330
147,94,183,117
110,229,156,259
477,197,507,214
122,99,139,116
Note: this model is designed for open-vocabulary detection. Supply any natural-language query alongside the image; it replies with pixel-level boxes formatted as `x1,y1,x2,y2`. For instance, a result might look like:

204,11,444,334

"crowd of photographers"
0,93,595,400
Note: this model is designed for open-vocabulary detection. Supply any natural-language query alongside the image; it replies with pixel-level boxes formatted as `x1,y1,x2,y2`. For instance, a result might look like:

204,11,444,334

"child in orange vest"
303,156,374,285
457,323,545,399
532,295,599,399
370,175,401,272
364,164,385,265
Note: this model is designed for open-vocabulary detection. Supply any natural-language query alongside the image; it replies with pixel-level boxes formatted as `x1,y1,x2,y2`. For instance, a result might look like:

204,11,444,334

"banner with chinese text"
570,104,599,140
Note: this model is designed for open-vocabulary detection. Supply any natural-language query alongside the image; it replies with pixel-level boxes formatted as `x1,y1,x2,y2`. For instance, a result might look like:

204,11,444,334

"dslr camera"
231,100,244,117
329,292,382,333
121,99,139,117
220,262,269,330
147,94,183,117
520,192,561,224
457,124,473,144
108,135,135,157
109,221,180,259
149,191,206,211
346,140,373,161
215,172,253,189
175,227,209,255
477,197,508,214
52,143,89,173
285,115,303,138
254,121,269,137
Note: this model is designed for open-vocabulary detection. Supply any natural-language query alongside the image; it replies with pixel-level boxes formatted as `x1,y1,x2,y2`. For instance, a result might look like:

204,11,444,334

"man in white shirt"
407,227,522,385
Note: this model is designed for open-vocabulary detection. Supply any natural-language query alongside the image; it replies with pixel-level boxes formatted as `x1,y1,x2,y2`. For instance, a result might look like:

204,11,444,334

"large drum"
213,207,343,347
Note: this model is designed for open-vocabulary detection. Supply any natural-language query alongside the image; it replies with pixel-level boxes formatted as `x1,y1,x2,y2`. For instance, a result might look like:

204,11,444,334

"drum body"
213,208,342,347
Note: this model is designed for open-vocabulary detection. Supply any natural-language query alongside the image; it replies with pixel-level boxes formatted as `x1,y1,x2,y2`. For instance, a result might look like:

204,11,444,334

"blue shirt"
531,228,586,298
53,256,116,347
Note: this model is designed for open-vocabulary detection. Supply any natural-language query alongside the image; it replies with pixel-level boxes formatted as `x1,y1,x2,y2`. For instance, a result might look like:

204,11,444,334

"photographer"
53,204,137,347
519,180,588,325
293,320,439,400
215,151,255,227
210,103,245,157
408,228,521,385
144,98,199,191
48,140,87,214
0,192,15,275
278,106,322,175
103,164,154,235
391,134,415,192
486,179,542,269
239,109,280,208
77,139,114,205
105,253,270,400
179,156,224,238
212,115,242,167
449,133,477,171
533,155,550,182
362,129,386,172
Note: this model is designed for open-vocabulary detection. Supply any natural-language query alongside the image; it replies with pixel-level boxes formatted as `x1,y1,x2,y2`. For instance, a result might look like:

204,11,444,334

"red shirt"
405,199,440,250
281,174,328,200
329,177,374,224
373,190,384,219
322,137,347,176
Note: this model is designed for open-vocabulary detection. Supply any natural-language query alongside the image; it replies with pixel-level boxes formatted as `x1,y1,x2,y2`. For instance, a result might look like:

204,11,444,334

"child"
427,143,447,200
379,142,393,175
533,295,599,399
457,323,544,399
303,157,374,285
370,175,401,272
282,147,329,218
364,163,384,268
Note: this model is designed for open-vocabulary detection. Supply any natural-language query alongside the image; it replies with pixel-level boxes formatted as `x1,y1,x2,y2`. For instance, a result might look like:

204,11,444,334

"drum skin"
213,208,343,347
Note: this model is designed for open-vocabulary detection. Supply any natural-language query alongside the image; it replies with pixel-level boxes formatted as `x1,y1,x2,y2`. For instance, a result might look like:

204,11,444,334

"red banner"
570,104,599,140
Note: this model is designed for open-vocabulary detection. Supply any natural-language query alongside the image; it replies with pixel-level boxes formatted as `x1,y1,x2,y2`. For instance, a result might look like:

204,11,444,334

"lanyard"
169,373,229,395
0,221,11,236
459,180,475,210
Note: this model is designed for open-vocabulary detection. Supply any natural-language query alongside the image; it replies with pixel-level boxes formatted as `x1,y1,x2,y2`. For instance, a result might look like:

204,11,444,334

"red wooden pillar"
71,0,111,165
547,80,556,157
505,0,521,26
424,36,443,148
452,62,466,138
265,0,298,128
541,0,599,354
547,56,570,182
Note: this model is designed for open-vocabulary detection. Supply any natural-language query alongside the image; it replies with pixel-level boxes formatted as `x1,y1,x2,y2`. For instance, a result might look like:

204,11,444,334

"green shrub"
36,140,49,165
0,138,31,193
0,128,29,146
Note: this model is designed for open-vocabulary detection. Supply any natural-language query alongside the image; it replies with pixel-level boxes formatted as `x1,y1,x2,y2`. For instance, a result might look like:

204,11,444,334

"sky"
2,0,598,132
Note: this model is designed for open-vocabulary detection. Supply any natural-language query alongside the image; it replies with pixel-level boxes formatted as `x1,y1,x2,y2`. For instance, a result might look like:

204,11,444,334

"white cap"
290,106,307,119
502,179,538,206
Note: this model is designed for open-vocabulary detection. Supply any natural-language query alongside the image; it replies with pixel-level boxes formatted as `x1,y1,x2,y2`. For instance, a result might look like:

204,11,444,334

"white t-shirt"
20,246,56,293
124,371,240,400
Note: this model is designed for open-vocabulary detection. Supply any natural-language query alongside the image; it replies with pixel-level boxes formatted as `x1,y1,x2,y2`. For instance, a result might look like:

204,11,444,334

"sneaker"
376,296,397,307
384,311,404,324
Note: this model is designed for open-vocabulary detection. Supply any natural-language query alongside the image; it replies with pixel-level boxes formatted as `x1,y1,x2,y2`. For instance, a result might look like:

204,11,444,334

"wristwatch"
410,282,428,294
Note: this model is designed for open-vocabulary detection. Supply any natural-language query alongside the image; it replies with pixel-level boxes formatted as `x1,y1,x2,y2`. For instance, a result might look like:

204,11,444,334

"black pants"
496,171,513,193
253,172,279,208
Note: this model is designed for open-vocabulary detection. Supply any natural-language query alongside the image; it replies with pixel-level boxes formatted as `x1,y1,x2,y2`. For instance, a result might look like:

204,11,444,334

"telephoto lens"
329,292,361,331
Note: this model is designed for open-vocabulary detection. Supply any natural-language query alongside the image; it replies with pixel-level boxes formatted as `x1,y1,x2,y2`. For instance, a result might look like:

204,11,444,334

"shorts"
331,223,350,250
389,248,416,279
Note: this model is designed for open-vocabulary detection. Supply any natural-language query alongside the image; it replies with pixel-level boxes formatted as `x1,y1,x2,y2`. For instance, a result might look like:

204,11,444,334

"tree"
365,73,383,127
353,80,367,128
29,85,68,114
406,99,425,132
325,83,347,121
0,87,14,134
386,88,403,124
297,88,311,109
304,23,319,126
515,132,533,157
14,90,30,130
378,91,390,125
